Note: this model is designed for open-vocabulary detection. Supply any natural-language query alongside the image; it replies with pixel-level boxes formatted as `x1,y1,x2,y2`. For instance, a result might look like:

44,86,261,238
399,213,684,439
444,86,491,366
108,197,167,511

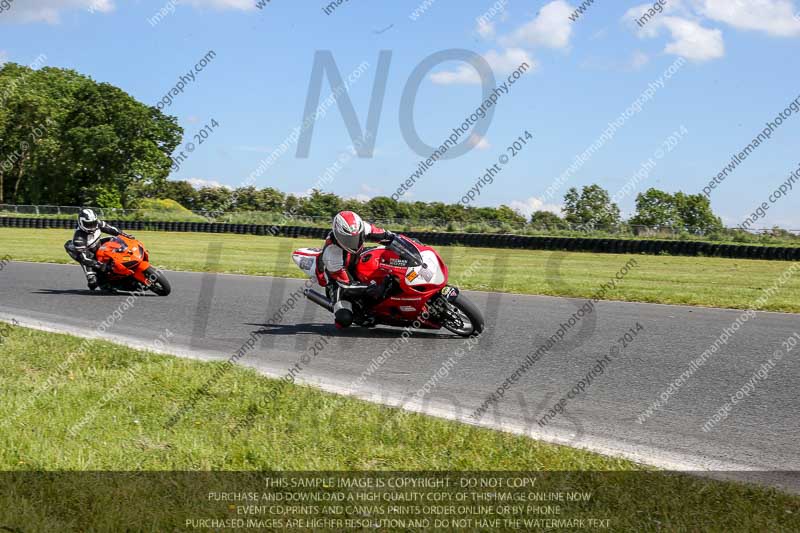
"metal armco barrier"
2,216,799,261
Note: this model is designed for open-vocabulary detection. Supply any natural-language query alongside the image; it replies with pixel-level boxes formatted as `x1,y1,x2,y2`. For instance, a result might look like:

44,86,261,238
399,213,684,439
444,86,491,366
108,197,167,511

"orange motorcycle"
94,235,171,296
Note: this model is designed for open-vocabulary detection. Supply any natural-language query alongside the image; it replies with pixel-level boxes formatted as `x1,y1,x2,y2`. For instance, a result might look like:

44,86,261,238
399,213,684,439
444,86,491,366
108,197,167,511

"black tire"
442,293,485,337
145,267,171,296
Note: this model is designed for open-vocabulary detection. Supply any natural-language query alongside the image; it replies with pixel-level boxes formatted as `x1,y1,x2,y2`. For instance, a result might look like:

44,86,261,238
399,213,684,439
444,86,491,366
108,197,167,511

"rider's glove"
381,230,396,243
120,232,134,239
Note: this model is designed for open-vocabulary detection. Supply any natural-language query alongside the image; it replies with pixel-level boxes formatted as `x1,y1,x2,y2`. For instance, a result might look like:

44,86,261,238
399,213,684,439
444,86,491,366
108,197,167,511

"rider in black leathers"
64,208,133,290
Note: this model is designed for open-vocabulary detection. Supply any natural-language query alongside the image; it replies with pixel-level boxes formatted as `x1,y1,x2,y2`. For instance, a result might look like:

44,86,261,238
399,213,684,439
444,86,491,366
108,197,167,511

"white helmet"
332,211,366,253
78,208,99,232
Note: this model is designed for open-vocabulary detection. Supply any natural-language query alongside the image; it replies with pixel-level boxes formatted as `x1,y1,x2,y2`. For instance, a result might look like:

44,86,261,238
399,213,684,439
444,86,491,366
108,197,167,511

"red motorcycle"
292,234,484,336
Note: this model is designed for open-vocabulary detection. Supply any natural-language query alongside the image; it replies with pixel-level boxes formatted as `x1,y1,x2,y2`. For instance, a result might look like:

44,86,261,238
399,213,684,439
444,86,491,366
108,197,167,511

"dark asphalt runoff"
1,261,799,491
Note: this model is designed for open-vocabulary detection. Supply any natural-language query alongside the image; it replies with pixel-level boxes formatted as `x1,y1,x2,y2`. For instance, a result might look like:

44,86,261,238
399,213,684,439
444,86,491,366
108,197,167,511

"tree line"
157,181,723,234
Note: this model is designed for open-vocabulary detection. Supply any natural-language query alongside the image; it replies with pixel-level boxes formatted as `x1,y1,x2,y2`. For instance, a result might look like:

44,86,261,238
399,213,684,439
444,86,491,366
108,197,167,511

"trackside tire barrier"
2,216,798,261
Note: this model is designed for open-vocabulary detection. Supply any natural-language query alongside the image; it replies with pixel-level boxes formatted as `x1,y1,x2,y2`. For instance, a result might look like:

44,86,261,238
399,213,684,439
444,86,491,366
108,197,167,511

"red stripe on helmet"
338,211,359,232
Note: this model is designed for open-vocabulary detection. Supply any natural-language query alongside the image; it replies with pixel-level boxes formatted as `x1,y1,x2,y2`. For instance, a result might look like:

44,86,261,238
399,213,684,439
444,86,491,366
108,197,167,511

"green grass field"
1,326,799,531
2,227,799,313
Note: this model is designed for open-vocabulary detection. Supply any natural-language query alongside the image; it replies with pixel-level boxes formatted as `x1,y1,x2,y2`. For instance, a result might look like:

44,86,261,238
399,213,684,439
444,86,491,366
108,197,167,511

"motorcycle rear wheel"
441,293,484,337
145,267,171,296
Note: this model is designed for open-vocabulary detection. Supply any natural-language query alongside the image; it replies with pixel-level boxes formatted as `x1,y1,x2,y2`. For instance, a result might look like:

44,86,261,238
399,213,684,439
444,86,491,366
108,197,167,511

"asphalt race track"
2,262,799,491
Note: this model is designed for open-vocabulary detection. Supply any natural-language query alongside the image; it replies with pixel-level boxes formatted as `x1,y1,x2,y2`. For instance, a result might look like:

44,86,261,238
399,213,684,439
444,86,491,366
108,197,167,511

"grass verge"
3,227,799,313
0,326,799,531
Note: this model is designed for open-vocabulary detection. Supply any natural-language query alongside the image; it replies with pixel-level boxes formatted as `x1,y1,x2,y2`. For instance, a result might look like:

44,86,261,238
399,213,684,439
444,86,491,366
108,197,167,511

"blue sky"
2,0,800,228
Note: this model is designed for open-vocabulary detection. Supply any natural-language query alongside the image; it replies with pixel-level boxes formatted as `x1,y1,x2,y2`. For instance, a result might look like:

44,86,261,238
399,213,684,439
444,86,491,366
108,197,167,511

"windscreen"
111,237,129,252
388,236,424,267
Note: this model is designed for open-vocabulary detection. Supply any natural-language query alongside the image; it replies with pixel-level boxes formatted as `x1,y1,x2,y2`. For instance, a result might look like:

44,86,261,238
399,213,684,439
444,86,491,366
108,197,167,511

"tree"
232,186,261,211
445,203,468,223
562,185,620,228
196,186,233,212
283,194,303,216
299,189,342,217
495,205,527,227
0,62,182,206
530,210,567,230
82,183,124,209
425,201,450,223
339,197,367,216
161,180,199,210
392,200,413,220
630,189,722,234
630,188,682,229
257,187,285,212
365,196,398,220
410,201,433,221
674,192,722,234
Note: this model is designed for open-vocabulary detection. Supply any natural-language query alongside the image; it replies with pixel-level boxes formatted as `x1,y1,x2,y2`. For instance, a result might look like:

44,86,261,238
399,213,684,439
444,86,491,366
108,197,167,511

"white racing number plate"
419,267,433,282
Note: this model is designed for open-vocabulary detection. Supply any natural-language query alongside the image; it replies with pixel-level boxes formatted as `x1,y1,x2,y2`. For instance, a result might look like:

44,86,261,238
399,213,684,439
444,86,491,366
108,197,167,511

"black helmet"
78,208,99,232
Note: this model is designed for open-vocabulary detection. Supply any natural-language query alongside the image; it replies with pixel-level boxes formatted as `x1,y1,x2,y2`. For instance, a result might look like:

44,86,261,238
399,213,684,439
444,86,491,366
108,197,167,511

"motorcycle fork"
425,294,457,324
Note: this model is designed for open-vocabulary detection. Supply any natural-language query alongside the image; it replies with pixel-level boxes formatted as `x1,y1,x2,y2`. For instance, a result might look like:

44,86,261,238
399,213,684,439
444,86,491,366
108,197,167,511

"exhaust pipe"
304,289,333,312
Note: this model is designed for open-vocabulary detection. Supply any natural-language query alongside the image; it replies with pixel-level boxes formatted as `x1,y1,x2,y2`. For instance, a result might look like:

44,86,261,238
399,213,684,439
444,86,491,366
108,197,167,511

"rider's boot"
86,271,98,291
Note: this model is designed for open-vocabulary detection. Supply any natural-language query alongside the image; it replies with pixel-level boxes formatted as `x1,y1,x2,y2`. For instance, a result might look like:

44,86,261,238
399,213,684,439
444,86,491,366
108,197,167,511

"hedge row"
3,216,799,261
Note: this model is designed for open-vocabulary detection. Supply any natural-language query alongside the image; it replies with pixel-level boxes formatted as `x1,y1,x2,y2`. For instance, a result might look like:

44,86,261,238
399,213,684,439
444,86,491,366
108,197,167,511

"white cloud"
183,0,256,11
625,0,687,34
475,0,509,38
432,3,556,86
484,47,535,74
630,50,650,69
500,1,575,49
626,1,725,62
509,196,562,219
360,183,381,195
429,67,475,85
477,19,496,39
695,0,800,37
0,0,111,23
430,48,534,85
87,0,113,14
625,0,800,63
467,134,491,150
342,185,381,203
660,16,725,61
0,0,251,24
186,178,231,189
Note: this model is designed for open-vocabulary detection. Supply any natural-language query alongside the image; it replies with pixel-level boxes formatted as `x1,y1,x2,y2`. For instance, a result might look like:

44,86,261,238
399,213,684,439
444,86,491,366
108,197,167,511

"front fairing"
97,236,150,281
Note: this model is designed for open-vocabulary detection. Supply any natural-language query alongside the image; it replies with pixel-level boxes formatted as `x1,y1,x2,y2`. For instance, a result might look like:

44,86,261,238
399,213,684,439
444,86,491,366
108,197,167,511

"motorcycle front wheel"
144,267,171,296
440,293,484,337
